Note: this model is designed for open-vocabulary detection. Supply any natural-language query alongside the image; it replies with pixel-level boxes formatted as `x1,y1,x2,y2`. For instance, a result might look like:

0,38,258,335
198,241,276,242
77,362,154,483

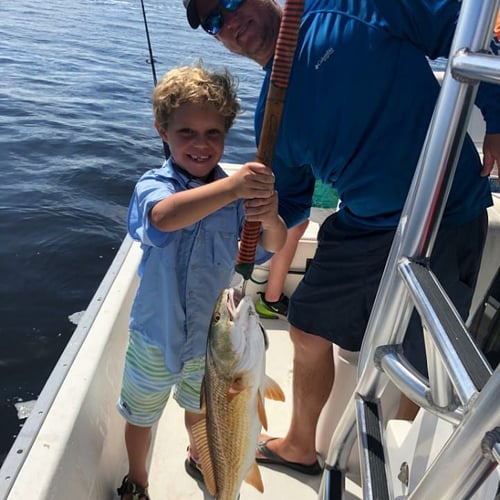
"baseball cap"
183,0,201,29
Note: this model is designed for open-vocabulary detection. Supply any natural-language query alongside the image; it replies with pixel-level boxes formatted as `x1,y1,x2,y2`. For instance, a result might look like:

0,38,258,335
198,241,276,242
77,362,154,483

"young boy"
116,64,286,499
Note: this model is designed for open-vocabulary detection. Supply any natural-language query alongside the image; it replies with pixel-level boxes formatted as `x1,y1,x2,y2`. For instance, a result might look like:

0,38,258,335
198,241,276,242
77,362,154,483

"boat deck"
147,317,362,500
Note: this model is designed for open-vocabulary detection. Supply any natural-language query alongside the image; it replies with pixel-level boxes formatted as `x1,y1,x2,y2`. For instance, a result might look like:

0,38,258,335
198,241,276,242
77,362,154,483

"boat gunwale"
0,235,134,498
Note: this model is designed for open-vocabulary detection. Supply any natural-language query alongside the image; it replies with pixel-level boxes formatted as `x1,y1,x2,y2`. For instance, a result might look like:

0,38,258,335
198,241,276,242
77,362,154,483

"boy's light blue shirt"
127,159,272,374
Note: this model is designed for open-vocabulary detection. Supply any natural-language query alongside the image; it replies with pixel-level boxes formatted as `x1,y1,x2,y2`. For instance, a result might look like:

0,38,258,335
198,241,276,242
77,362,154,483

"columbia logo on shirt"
315,47,335,70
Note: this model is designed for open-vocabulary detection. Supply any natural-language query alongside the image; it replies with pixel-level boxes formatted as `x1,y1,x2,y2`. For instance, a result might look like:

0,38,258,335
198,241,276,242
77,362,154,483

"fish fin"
191,418,217,496
257,390,268,430
244,461,264,493
264,375,285,401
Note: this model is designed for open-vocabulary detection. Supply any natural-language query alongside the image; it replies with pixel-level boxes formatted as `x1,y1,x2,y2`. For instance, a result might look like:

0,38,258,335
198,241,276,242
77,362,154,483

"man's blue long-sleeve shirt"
255,0,499,229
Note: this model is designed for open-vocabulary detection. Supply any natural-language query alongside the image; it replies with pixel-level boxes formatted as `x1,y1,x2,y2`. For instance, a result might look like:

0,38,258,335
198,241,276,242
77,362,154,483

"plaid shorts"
117,330,205,426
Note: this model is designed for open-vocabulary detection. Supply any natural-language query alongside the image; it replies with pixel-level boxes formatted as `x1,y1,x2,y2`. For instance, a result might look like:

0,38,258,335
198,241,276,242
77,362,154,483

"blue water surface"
0,0,262,463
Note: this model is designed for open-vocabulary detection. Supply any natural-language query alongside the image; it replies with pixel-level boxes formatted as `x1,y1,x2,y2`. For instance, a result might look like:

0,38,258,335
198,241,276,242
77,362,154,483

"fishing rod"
139,0,170,160
235,0,305,294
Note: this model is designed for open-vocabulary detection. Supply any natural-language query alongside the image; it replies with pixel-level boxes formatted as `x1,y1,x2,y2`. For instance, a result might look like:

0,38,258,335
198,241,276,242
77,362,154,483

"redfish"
192,288,285,500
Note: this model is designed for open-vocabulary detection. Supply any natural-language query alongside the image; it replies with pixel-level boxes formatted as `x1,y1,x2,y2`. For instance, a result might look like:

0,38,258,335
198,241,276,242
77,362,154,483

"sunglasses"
201,0,246,35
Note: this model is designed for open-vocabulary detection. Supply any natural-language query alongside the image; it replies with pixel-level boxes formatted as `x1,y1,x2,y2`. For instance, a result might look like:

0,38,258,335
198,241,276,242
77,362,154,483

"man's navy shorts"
288,210,488,375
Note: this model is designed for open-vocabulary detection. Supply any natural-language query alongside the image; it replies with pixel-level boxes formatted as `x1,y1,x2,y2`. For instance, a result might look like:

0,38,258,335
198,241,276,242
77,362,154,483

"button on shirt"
127,159,272,374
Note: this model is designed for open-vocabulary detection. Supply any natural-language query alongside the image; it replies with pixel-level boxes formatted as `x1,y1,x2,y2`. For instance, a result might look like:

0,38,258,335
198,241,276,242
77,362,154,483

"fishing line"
139,0,170,159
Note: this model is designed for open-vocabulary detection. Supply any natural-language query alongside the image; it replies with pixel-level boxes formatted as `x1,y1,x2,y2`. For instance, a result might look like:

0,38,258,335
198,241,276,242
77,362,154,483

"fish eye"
214,312,221,322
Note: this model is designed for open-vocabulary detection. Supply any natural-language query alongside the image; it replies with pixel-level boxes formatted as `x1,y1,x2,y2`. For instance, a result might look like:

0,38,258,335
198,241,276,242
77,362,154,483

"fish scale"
205,359,257,500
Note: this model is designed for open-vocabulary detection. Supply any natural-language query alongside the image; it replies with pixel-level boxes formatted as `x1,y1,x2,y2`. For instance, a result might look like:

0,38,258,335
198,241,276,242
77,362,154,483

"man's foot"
256,437,322,475
255,292,289,319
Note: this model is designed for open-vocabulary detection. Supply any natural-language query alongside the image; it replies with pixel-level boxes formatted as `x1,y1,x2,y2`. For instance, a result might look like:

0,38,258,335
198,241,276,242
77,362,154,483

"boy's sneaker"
255,292,289,319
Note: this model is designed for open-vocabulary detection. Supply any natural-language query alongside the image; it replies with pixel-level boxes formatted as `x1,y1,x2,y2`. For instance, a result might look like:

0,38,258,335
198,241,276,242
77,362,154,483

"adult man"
183,0,500,474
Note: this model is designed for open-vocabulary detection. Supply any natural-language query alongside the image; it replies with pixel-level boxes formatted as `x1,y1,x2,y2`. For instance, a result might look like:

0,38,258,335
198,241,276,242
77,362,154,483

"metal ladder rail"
399,262,500,499
318,0,500,498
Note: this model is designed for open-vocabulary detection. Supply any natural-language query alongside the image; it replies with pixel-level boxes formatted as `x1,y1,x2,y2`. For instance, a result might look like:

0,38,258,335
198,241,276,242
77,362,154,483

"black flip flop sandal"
256,437,322,475
116,475,150,499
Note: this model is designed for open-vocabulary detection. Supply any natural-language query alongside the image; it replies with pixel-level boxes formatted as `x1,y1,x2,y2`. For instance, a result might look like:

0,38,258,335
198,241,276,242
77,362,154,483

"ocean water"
0,0,263,464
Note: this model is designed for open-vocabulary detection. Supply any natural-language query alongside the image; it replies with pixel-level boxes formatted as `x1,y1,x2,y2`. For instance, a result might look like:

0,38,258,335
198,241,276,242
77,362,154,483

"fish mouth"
226,288,269,350
226,287,243,321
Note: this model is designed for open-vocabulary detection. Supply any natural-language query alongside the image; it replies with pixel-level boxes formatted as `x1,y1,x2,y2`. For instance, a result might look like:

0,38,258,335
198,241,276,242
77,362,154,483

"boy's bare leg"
257,326,334,464
124,422,152,488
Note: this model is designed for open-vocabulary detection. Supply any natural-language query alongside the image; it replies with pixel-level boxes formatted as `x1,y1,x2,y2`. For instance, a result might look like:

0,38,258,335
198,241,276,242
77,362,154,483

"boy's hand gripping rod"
235,0,305,296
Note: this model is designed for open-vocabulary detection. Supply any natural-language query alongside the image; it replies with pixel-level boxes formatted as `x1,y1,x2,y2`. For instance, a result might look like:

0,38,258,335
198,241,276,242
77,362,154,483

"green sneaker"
255,292,289,319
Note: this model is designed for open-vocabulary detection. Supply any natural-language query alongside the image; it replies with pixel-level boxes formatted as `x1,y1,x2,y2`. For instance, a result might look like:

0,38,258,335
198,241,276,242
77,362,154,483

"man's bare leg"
265,220,309,302
257,325,334,465
395,393,419,420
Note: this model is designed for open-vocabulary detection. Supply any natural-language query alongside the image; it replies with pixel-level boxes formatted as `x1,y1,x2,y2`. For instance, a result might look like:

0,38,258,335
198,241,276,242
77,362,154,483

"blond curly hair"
153,63,240,132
